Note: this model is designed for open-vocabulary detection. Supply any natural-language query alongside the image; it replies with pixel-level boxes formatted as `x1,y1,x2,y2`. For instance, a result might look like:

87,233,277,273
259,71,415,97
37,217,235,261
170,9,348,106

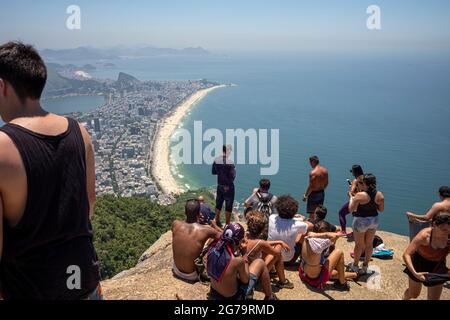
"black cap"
350,165,364,177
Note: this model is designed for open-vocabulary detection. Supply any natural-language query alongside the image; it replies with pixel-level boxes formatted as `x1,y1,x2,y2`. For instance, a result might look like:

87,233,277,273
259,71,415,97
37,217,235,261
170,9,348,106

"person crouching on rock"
172,199,221,283
403,212,450,300
207,222,278,300
299,220,357,290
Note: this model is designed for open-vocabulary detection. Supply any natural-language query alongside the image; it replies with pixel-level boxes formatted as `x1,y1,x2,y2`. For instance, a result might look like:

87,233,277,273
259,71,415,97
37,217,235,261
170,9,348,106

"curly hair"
246,211,267,238
275,195,299,219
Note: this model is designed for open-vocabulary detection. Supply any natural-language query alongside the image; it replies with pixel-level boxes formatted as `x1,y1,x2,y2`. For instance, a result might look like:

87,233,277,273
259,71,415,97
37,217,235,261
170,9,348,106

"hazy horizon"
1,0,449,53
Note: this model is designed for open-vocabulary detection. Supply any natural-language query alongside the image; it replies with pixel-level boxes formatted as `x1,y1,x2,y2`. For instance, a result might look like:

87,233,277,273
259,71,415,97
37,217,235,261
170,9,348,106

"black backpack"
373,235,383,248
256,192,274,217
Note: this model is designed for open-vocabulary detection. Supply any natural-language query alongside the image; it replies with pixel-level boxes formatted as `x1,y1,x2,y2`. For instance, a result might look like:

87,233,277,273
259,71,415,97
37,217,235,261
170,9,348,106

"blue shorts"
239,273,258,299
352,216,379,233
216,184,235,213
209,273,258,300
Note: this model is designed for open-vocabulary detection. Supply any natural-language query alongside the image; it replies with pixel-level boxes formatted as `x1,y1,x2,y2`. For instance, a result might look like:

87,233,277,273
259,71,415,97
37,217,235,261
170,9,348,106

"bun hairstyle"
439,186,450,198
363,173,377,194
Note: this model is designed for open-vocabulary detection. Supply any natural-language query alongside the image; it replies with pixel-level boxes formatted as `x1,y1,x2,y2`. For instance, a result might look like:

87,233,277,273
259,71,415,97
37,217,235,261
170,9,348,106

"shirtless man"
303,155,329,219
0,42,101,300
406,186,450,222
172,199,221,283
207,223,278,300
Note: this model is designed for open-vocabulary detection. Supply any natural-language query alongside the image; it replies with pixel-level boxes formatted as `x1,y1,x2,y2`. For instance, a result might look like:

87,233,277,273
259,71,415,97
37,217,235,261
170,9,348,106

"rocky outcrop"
101,230,450,300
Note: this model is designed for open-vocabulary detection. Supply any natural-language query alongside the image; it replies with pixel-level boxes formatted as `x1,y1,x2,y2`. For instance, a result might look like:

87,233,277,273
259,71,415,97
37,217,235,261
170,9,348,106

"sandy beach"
151,85,227,196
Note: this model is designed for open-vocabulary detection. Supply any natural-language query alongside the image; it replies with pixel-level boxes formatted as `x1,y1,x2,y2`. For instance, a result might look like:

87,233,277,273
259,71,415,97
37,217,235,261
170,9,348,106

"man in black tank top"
0,42,101,299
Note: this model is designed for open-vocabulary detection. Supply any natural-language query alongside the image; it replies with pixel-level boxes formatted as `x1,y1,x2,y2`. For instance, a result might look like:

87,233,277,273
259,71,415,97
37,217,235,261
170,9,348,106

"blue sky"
1,0,449,52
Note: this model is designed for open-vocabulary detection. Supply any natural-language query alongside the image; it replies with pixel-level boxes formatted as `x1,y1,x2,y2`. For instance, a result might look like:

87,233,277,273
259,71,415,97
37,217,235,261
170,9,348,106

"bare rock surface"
102,230,450,300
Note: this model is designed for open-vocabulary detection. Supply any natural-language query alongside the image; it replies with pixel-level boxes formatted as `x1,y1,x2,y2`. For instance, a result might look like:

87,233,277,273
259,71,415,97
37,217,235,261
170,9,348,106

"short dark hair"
351,165,364,178
439,186,450,198
185,199,200,222
246,211,266,238
432,212,450,226
309,155,319,164
314,205,327,220
275,195,298,219
259,179,271,191
313,220,334,233
0,42,47,102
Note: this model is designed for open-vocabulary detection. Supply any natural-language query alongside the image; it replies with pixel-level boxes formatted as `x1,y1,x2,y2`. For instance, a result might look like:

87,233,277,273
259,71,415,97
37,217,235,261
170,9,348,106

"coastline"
151,84,228,196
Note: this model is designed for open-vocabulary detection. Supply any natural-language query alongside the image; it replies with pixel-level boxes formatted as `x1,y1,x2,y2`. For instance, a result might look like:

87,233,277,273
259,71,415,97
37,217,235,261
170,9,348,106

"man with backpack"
244,179,278,218
244,179,278,240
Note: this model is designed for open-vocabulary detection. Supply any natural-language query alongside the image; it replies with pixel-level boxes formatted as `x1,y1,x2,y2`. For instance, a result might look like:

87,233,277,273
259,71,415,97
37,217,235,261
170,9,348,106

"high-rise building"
94,118,101,132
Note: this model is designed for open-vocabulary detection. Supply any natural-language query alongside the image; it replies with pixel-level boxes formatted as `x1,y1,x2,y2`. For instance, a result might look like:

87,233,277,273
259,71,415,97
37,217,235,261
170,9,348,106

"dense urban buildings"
69,76,219,204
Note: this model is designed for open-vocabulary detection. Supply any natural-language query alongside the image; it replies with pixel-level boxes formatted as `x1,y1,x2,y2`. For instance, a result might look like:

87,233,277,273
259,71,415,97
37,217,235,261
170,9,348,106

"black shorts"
403,252,449,287
216,184,235,213
307,190,325,214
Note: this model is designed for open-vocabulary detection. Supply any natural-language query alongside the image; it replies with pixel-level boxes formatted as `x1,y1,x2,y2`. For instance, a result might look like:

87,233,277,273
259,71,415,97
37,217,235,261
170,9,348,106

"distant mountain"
41,47,118,61
131,46,210,57
82,64,97,71
44,68,74,93
117,72,141,88
43,68,107,98
181,47,210,55
40,45,211,61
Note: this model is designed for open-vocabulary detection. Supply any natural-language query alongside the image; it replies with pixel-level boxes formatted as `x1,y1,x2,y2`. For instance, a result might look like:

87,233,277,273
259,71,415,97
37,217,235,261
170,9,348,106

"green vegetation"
92,188,215,280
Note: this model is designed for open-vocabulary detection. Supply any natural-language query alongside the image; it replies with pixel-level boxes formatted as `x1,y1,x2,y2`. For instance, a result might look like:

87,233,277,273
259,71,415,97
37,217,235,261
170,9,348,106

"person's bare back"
211,255,246,297
172,220,219,274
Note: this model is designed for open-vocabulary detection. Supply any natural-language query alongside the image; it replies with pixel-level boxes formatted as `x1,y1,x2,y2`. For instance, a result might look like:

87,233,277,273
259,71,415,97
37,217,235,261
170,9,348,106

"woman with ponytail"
348,174,385,275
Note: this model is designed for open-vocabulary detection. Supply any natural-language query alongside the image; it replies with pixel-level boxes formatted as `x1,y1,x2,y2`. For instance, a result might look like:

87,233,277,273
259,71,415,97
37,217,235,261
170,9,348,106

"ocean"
0,95,105,126
98,51,448,236
5,52,450,235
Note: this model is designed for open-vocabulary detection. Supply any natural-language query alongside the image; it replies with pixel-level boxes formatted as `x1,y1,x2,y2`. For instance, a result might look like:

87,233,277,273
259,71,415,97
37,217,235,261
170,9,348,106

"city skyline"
1,0,450,53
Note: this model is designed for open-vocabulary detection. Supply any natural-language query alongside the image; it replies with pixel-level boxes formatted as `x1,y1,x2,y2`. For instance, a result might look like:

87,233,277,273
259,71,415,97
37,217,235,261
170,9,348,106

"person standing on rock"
172,199,221,283
303,156,329,220
403,212,450,300
212,144,236,227
337,165,364,237
348,174,385,275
